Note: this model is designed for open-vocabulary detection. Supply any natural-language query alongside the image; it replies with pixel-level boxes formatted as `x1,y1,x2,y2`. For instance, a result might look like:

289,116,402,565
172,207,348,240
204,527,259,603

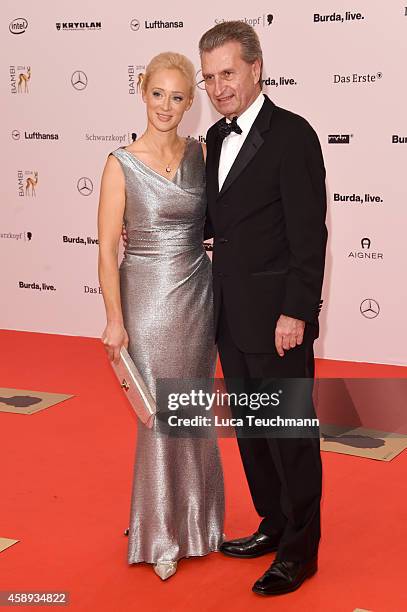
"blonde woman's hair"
142,52,196,98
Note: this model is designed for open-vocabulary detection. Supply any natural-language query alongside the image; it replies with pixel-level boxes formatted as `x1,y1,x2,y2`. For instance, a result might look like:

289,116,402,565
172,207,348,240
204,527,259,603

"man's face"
201,41,261,119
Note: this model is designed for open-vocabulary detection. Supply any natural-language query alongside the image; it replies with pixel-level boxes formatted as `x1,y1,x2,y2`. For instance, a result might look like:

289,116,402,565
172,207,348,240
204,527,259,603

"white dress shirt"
218,91,265,190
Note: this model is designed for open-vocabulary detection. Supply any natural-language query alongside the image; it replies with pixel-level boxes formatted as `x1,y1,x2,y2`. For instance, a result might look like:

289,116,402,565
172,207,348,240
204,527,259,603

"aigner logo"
9,18,28,34
77,177,93,196
128,65,145,94
360,299,380,319
348,238,384,260
71,70,88,91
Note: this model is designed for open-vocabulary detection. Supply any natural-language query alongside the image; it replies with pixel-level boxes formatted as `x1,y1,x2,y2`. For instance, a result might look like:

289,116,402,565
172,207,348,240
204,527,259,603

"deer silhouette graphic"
25,171,38,196
136,73,144,93
18,66,31,93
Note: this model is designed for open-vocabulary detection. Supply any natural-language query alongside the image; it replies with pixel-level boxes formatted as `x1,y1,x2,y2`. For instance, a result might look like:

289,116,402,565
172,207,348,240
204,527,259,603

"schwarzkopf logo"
85,132,133,144
71,71,88,91
348,238,384,260
0,231,32,241
328,134,352,144
77,177,93,196
56,21,102,31
215,14,274,27
9,18,28,34
360,299,380,319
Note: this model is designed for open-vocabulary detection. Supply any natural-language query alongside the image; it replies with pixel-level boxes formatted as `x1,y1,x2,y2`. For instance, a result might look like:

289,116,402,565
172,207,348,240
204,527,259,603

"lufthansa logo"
71,70,88,91
360,299,380,319
77,177,93,196
130,19,140,31
12,130,21,140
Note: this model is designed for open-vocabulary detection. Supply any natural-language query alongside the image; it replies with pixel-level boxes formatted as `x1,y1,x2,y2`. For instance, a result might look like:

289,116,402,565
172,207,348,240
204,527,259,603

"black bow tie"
218,116,242,139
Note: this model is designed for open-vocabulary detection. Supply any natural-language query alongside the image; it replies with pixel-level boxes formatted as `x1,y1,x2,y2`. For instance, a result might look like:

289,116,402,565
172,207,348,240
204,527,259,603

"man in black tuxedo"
199,22,327,596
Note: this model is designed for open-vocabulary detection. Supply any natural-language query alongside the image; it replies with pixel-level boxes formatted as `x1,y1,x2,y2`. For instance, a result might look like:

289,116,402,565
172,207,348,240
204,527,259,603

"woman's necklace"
144,137,185,174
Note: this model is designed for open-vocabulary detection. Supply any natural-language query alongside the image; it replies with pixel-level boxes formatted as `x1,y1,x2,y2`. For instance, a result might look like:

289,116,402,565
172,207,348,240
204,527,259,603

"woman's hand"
101,321,129,364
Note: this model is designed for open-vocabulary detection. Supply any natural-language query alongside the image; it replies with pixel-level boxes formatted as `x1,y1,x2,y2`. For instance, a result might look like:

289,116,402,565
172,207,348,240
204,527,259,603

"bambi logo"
361,237,371,249
17,66,31,93
25,171,38,196
267,14,273,25
136,73,144,93
77,177,93,196
71,70,88,91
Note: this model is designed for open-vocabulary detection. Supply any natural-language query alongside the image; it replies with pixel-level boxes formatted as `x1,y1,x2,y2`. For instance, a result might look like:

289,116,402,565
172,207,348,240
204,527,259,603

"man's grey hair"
199,21,263,84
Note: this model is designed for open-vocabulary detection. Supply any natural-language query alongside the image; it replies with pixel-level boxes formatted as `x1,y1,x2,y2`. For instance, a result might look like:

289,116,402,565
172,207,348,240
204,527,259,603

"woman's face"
142,68,193,133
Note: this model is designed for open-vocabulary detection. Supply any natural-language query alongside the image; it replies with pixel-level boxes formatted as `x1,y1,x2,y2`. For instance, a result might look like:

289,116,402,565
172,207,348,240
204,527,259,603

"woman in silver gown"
97,52,224,580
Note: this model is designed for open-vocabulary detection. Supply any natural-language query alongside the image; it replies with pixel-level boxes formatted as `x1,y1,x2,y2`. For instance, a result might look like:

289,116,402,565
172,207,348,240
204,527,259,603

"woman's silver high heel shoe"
153,561,178,580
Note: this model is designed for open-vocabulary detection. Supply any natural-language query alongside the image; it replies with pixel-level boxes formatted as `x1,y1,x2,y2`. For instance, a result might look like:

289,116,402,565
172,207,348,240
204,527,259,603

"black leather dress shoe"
252,556,318,595
219,531,279,558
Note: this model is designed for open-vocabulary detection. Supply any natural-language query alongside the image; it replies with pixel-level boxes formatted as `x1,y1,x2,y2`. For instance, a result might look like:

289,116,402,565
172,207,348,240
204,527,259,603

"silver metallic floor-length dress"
110,138,224,564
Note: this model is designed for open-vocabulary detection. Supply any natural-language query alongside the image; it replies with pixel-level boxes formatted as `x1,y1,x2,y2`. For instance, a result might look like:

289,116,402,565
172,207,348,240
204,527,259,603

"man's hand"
275,314,305,357
121,223,128,249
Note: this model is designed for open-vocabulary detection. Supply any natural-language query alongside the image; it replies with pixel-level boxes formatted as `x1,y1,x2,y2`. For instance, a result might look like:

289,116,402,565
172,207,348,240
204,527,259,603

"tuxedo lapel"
217,95,275,199
207,127,223,203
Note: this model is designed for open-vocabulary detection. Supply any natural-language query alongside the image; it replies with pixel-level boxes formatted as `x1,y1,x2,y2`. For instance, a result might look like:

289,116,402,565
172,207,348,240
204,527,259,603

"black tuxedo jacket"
204,94,327,353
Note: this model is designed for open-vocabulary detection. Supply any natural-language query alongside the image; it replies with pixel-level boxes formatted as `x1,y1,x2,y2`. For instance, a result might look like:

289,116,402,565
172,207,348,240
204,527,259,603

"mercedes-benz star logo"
71,70,88,91
130,19,140,31
360,299,380,319
195,69,206,91
77,177,93,196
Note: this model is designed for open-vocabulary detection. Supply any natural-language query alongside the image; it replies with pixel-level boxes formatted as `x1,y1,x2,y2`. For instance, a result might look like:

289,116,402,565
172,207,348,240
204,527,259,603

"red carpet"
1,329,406,611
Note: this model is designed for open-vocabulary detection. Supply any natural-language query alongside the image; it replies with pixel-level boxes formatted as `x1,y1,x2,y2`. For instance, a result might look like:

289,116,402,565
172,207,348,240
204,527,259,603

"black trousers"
217,304,322,562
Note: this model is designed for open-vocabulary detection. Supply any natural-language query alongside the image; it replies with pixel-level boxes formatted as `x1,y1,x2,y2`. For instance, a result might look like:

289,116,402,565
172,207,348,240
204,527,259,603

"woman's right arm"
97,155,128,363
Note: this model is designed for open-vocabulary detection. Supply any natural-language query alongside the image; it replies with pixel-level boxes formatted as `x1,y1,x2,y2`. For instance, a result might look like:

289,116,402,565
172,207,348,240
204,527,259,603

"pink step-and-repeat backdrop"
1,1,406,365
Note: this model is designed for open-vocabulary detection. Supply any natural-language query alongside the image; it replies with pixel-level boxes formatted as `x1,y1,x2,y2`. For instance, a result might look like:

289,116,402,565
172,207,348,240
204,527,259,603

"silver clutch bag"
111,346,156,428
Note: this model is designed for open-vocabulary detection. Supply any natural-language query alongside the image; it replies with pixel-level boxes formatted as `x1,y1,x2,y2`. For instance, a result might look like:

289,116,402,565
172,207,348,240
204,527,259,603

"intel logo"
9,18,28,34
